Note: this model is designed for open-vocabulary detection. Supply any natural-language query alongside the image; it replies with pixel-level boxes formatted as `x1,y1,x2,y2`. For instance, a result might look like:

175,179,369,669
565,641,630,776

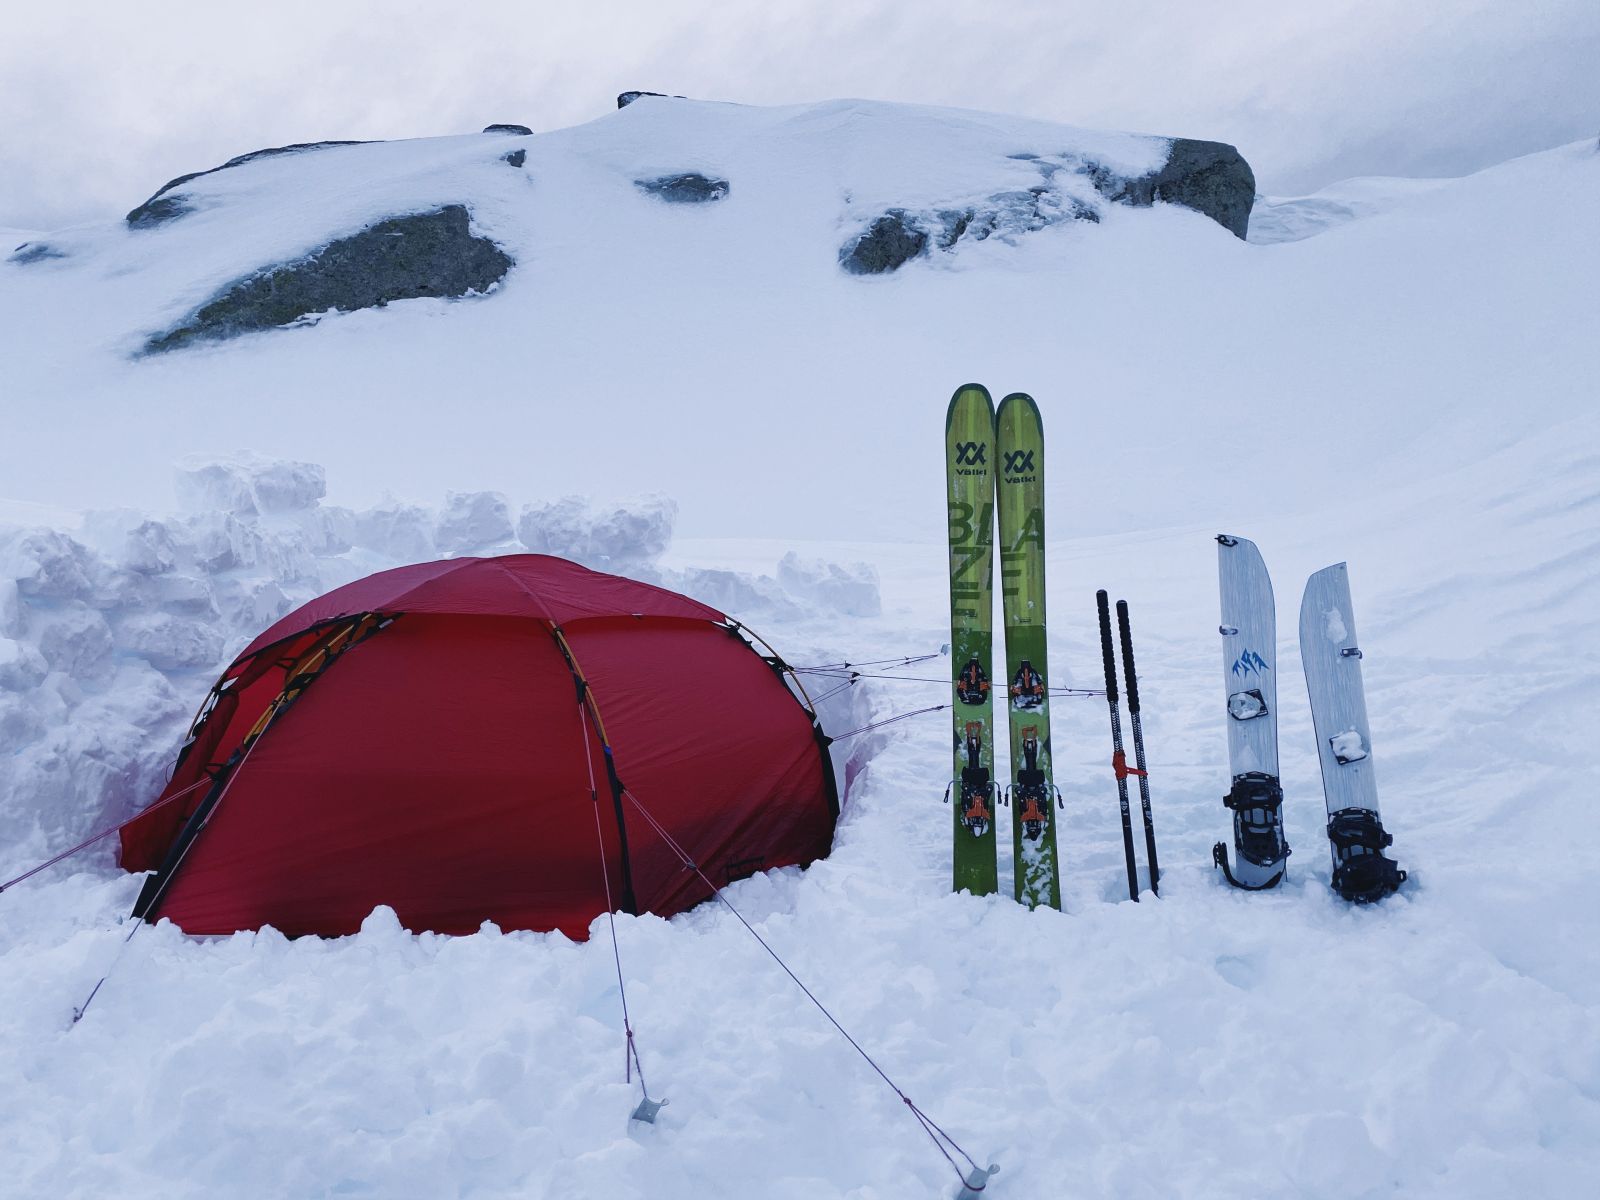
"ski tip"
946,382,994,420
995,391,1040,415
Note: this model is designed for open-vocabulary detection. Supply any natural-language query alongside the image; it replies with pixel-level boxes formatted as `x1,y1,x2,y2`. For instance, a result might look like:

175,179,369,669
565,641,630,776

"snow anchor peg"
957,1163,1000,1199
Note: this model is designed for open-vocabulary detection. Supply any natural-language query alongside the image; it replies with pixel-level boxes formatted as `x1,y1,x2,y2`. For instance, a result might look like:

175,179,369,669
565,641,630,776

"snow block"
142,206,514,354
437,491,515,552
776,552,882,618
3,530,102,602
176,454,327,516
517,495,676,568
113,612,225,672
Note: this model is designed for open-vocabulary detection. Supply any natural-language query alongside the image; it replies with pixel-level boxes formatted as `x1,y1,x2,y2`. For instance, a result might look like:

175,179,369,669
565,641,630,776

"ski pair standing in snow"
945,384,1062,909
1096,591,1159,900
1212,536,1405,902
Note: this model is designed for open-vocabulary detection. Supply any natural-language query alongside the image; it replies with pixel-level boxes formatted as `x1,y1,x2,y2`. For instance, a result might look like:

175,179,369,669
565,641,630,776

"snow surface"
2,100,1598,1198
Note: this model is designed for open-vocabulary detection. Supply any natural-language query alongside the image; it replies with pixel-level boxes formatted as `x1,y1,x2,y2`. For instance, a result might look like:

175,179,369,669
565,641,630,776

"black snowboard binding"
1326,808,1406,903
1009,660,1045,711
1011,726,1059,841
956,656,990,705
1212,771,1290,890
958,721,995,837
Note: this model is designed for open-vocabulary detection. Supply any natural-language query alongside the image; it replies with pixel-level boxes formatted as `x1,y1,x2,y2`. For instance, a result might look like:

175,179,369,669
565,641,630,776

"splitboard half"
1299,563,1406,903
945,384,999,896
995,392,1061,910
1212,535,1291,890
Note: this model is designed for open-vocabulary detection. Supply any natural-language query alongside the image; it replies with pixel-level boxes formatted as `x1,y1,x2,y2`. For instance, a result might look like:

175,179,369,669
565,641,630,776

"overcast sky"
2,0,1595,232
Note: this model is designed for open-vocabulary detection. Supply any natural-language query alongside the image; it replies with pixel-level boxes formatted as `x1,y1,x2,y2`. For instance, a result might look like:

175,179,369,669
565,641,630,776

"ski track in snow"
1,102,1598,1198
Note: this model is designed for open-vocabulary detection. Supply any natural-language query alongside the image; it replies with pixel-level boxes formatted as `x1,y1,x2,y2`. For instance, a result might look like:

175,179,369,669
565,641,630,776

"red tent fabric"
119,555,837,939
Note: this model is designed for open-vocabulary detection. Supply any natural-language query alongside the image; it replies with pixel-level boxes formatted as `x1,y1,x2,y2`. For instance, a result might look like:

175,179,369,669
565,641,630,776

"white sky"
2,0,1596,232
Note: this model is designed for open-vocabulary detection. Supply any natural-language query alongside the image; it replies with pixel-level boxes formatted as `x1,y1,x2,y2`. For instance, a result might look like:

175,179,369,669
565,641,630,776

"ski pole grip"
1096,590,1118,703
1116,599,1140,714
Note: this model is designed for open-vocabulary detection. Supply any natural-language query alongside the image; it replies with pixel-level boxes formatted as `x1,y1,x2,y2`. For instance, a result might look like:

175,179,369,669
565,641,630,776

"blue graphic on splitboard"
1230,649,1270,678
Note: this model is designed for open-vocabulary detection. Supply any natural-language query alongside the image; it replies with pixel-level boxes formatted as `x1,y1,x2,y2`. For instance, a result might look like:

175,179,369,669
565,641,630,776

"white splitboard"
1298,563,1382,821
1218,536,1279,781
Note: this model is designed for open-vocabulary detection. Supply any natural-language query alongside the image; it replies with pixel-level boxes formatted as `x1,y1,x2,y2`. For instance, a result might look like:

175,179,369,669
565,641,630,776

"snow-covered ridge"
0,454,878,867
4,96,1251,355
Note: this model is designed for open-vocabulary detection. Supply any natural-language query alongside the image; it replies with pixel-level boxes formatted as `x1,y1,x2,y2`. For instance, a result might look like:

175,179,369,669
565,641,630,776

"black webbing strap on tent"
547,625,639,916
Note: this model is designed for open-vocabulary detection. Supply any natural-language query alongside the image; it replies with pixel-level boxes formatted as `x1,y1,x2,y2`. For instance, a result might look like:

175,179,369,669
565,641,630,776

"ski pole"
1096,590,1140,902
1116,600,1159,896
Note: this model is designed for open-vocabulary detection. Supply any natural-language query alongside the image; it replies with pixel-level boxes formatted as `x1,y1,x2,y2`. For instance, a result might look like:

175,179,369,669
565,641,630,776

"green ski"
945,383,1000,896
996,392,1062,909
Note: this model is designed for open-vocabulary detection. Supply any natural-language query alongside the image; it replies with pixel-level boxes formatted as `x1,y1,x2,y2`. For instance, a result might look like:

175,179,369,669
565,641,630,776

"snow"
2,99,1599,1197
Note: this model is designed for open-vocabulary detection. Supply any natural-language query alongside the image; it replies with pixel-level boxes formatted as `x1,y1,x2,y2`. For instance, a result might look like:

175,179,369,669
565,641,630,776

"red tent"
119,555,838,938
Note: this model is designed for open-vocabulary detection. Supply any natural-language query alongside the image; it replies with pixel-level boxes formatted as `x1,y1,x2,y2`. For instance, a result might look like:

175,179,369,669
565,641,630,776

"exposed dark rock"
482,124,532,135
617,91,684,108
846,180,1102,274
126,194,195,229
9,242,66,265
143,205,512,354
1088,138,1254,238
125,140,372,229
636,173,729,203
840,210,928,275
1149,139,1255,239
503,149,527,168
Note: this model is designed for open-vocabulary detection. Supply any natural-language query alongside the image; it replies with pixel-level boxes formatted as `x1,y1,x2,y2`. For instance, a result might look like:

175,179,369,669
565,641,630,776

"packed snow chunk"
666,567,804,621
34,605,115,681
776,552,881,617
175,452,326,515
436,490,515,552
1,528,101,602
1319,605,1349,643
113,611,226,671
1329,728,1369,764
518,495,676,569
0,636,47,691
354,500,436,561
0,577,20,637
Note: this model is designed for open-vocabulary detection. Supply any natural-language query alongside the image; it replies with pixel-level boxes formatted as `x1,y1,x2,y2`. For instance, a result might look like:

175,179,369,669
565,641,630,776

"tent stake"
956,1163,1000,1199
630,1095,668,1124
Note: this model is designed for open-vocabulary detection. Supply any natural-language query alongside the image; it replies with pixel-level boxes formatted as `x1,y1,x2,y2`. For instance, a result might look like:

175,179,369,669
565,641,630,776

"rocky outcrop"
8,242,65,265
1091,138,1255,239
840,136,1255,273
125,140,372,229
617,91,681,108
482,124,532,136
839,211,929,275
636,173,729,203
503,149,527,168
142,205,512,354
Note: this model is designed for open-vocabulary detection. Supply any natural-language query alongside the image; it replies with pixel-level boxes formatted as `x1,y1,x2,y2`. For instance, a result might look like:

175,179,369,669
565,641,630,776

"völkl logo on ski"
953,441,987,470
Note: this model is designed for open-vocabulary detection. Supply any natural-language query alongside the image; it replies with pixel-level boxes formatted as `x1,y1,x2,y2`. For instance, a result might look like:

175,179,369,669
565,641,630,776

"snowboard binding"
955,656,990,705
1213,771,1290,890
1009,660,1045,711
1326,808,1405,903
1011,726,1060,841
958,721,996,837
